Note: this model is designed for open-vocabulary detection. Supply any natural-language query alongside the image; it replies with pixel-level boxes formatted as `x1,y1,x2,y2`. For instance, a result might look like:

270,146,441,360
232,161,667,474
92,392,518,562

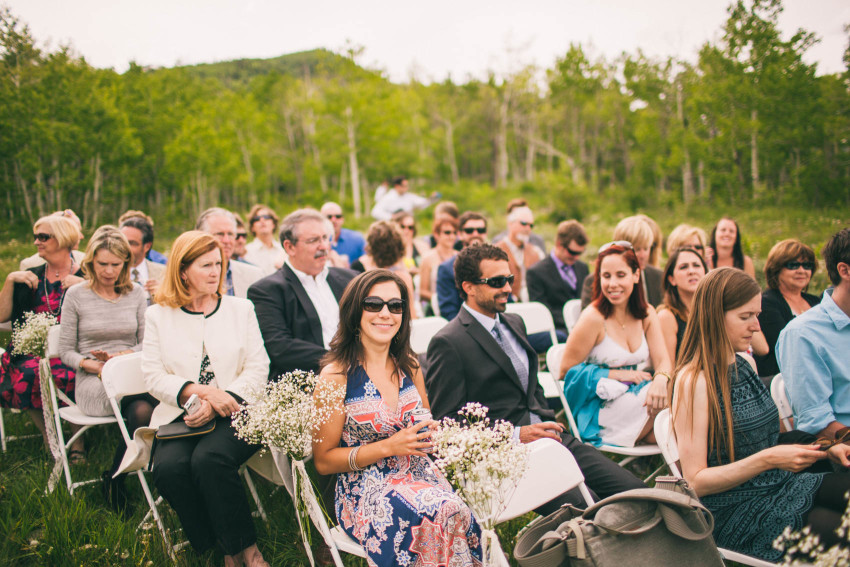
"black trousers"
152,415,260,555
536,431,646,515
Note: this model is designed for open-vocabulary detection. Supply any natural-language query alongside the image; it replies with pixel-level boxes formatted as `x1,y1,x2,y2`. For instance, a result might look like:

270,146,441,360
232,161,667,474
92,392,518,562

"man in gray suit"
426,244,644,511
196,208,264,298
528,220,589,334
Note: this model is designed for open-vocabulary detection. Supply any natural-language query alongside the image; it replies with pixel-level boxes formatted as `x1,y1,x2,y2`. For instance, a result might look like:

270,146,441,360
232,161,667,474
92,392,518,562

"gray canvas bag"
513,487,725,567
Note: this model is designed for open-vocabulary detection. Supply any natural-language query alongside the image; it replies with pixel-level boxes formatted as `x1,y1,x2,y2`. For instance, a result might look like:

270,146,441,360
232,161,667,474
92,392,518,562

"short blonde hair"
613,216,653,250
155,231,227,308
666,224,708,257
33,215,80,251
81,225,134,295
636,214,662,267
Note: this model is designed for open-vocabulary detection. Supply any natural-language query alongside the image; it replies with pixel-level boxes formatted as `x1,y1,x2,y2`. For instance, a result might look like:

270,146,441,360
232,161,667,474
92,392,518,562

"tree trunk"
345,106,362,219
440,117,460,185
235,128,256,201
495,91,509,187
303,108,328,194
676,82,694,202
750,109,762,197
14,160,34,222
698,159,708,197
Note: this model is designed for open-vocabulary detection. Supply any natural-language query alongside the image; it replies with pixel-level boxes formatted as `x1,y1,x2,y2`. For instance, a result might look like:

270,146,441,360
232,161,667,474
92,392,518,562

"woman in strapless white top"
559,242,672,447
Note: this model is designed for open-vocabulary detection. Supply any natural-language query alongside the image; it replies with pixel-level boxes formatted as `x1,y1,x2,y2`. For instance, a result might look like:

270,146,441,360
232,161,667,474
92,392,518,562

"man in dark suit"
436,211,488,320
426,244,645,509
580,216,664,309
248,208,356,378
528,220,589,334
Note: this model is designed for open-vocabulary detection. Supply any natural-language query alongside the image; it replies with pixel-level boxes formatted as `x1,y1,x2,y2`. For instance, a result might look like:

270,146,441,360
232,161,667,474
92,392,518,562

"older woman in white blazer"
128,231,270,567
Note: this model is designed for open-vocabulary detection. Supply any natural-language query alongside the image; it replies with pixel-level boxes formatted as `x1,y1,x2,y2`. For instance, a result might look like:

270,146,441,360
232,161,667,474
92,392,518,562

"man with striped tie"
120,215,165,304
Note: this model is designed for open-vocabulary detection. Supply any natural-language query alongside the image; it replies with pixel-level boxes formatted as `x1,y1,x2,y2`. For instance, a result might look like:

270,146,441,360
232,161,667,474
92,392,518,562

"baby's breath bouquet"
775,494,850,567
11,311,57,358
432,402,529,566
232,369,344,566
12,311,64,490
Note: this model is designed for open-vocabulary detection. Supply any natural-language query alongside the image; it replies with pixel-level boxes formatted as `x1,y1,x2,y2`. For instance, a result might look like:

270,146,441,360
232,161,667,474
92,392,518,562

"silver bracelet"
348,446,363,472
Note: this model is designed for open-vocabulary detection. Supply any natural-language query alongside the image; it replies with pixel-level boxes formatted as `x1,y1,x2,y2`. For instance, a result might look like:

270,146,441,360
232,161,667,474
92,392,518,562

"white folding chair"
652,409,779,567
506,302,559,347
497,438,594,523
0,346,40,452
770,374,794,431
562,299,582,334
545,344,665,480
410,316,449,355
44,325,119,495
272,454,366,567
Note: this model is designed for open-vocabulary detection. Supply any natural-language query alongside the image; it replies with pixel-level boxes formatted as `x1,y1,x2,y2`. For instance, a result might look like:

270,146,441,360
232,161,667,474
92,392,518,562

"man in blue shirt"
777,228,850,437
321,202,365,269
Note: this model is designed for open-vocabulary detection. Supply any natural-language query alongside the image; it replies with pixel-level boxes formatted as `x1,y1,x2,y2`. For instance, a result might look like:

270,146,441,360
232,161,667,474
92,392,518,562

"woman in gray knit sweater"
59,225,151,514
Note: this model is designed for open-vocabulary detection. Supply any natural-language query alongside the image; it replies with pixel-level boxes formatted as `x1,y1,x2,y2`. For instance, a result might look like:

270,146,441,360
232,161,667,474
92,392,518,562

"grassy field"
0,196,845,566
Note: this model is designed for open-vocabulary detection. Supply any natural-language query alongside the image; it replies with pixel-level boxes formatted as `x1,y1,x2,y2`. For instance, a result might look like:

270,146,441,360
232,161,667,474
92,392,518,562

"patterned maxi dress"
335,365,482,567
701,355,825,561
0,273,76,409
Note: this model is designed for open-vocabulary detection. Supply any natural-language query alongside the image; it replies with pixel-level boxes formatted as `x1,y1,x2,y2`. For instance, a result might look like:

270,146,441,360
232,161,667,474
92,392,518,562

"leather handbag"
513,488,725,567
155,420,216,440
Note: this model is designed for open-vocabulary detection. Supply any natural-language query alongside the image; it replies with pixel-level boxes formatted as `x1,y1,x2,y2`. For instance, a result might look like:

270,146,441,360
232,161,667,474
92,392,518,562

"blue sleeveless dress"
335,365,482,567
701,355,825,561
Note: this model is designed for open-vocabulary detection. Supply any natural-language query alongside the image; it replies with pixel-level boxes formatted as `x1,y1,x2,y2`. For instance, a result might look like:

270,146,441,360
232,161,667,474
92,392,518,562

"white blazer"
231,260,264,298
117,295,270,474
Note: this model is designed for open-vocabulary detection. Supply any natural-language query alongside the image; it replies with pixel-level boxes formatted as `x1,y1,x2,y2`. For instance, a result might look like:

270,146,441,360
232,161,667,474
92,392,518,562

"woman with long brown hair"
671,268,850,561
313,269,481,567
657,247,708,361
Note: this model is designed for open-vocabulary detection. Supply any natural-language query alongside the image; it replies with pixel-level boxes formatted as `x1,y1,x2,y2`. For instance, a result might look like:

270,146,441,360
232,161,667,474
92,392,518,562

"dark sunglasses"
236,232,248,240
440,230,457,236
784,261,814,271
251,214,274,223
400,224,415,230
519,221,534,228
34,233,54,242
326,214,344,220
462,227,487,235
815,427,850,451
566,246,584,256
363,297,405,314
473,274,515,288
599,240,634,253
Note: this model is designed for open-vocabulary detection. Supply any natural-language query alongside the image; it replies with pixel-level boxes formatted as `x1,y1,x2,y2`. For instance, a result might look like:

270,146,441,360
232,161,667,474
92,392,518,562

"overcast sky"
6,1,849,82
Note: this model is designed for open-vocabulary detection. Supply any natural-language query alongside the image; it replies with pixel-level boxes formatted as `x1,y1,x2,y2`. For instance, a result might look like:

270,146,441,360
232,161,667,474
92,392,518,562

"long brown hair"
321,270,419,383
592,244,648,320
661,247,708,322
672,267,760,464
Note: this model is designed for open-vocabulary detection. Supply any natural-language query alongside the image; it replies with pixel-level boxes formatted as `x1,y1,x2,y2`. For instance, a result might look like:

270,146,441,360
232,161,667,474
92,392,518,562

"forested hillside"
1,0,848,236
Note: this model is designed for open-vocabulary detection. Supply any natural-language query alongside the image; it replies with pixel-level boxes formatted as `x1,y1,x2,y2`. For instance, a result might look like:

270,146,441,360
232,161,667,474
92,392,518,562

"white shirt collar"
462,302,502,333
286,259,329,285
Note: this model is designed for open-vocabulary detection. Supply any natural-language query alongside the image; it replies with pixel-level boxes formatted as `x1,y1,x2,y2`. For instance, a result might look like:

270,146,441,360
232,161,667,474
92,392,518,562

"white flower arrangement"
11,311,57,359
775,494,850,567
232,369,344,459
431,403,529,565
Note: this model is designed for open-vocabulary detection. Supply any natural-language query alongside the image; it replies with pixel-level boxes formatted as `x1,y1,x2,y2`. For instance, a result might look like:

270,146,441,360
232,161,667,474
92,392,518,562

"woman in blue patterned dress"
313,269,481,567
672,268,850,561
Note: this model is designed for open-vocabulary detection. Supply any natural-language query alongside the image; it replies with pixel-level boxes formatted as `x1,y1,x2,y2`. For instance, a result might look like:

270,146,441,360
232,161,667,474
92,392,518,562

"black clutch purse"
155,419,216,440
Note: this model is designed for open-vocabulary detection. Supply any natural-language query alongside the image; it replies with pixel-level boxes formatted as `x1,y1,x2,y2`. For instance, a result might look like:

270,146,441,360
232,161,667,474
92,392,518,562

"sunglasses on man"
362,297,405,314
462,227,487,235
473,274,515,288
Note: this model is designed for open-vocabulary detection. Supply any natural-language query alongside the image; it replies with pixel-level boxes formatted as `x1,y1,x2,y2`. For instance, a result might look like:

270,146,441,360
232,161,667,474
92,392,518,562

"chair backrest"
770,373,794,431
46,325,62,359
652,409,681,477
563,299,582,333
410,316,448,355
506,302,558,346
546,343,565,379
543,343,585,443
497,438,594,523
101,352,147,403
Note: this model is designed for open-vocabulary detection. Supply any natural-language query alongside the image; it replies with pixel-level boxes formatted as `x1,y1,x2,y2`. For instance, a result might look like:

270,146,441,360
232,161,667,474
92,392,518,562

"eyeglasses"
326,214,343,220
598,240,634,253
473,274,515,288
236,232,248,240
462,227,487,235
815,427,850,451
400,224,415,231
363,297,405,314
784,261,815,271
251,214,274,223
212,231,236,241
518,221,534,228
441,230,457,236
565,246,584,256
34,233,54,242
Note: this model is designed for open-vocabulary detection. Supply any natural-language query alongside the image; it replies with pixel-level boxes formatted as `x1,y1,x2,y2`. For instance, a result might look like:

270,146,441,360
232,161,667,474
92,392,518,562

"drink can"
410,408,433,453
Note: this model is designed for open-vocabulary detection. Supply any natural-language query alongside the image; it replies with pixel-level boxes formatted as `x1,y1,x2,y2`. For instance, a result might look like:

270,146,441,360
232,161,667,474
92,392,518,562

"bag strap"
585,488,714,540
514,506,582,567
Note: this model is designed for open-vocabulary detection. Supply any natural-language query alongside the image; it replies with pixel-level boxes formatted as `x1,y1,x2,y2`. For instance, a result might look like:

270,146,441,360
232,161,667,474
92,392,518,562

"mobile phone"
183,394,201,415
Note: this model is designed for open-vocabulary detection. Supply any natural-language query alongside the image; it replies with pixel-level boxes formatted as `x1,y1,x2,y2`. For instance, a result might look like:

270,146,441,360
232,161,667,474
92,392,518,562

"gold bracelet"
653,371,672,382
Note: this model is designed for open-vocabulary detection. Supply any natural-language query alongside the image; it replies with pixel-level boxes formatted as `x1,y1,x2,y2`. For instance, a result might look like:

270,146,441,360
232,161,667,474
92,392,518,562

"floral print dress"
335,365,482,567
0,277,76,409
